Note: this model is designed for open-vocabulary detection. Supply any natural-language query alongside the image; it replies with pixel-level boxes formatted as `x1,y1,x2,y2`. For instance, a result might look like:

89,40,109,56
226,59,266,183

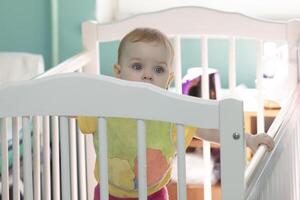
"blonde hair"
118,28,174,65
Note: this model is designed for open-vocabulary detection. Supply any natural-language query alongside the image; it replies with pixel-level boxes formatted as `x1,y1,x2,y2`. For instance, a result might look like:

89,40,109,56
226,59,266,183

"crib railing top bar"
34,51,90,79
90,6,288,42
0,73,221,129
245,84,300,187
101,6,288,26
97,33,287,43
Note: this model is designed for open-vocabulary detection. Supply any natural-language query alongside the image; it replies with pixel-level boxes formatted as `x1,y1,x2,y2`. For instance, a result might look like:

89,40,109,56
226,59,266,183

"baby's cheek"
134,148,170,187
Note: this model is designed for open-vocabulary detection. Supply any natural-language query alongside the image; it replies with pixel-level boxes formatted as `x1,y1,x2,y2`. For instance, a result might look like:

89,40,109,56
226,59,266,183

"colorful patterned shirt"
78,117,196,198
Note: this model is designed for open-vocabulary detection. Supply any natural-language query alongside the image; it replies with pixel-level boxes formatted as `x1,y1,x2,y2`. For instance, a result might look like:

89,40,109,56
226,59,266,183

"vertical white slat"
33,116,41,200
201,35,212,200
23,117,34,200
174,35,182,93
77,124,87,200
296,119,300,199
176,124,187,200
43,116,51,200
201,36,209,99
296,43,300,84
81,25,102,195
82,21,100,75
12,117,20,200
85,134,97,200
69,118,78,200
256,40,265,133
137,119,147,200
51,116,60,200
291,131,297,200
1,118,9,200
287,21,300,90
98,117,109,200
229,37,237,94
60,117,71,200
219,99,245,200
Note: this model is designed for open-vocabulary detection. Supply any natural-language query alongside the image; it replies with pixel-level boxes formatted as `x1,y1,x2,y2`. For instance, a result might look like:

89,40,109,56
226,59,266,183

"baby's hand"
246,133,274,153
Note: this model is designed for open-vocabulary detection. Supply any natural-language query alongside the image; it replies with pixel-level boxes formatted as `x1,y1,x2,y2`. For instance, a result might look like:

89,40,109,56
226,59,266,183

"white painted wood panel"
42,116,51,200
176,124,187,200
98,118,109,200
0,118,9,200
23,117,33,200
33,116,41,200
137,119,147,200
51,116,60,200
219,99,245,200
59,117,71,200
12,117,20,200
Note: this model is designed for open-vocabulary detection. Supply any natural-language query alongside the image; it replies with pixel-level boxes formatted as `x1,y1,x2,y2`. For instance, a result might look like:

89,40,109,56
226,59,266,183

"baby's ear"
113,64,121,78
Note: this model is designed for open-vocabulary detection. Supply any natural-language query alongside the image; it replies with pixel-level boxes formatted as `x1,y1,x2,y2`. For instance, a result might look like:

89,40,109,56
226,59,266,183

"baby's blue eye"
154,66,165,74
131,63,142,71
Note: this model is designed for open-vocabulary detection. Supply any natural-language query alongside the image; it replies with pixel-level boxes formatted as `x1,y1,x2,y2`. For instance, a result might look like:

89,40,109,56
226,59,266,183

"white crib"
1,6,300,200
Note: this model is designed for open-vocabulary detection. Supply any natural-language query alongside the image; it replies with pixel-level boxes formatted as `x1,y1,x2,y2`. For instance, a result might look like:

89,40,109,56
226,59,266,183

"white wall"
97,0,300,22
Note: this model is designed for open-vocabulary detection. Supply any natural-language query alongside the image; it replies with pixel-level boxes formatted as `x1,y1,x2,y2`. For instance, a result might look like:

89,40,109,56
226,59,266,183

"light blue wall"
0,0,96,70
58,0,96,62
99,41,120,76
0,0,51,69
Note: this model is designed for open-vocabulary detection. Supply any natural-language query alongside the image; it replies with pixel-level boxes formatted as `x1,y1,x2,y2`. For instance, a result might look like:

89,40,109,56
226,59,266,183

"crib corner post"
219,99,245,200
82,20,100,75
287,21,300,86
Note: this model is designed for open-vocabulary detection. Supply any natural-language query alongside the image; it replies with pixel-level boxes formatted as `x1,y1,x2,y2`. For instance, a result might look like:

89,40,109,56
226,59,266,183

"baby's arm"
195,128,274,153
77,116,97,134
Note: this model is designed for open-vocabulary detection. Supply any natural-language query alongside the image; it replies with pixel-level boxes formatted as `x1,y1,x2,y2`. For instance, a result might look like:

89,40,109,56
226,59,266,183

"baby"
79,28,274,200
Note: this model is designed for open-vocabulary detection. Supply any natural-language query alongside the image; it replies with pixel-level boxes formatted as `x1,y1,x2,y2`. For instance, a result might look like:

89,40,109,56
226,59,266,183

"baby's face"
114,41,173,89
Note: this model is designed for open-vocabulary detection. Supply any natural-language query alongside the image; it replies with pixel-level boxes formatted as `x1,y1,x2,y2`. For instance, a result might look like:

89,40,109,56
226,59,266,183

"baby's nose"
142,76,153,81
142,69,153,81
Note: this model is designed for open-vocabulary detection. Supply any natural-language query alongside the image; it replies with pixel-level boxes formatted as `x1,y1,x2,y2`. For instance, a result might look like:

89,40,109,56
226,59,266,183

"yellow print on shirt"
108,158,135,190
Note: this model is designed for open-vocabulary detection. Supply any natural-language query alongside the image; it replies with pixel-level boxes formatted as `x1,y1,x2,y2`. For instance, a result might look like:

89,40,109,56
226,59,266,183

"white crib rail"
0,73,245,200
69,118,78,200
33,116,41,200
245,85,300,200
51,116,61,200
36,51,90,79
0,74,219,128
0,118,9,199
42,116,51,200
245,85,296,184
22,117,34,200
95,7,287,42
200,35,213,200
12,117,20,200
97,118,109,200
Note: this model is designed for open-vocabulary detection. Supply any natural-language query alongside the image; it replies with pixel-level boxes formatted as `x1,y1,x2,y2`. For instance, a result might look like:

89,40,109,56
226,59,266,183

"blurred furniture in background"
0,52,44,84
182,67,221,100
244,100,281,134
